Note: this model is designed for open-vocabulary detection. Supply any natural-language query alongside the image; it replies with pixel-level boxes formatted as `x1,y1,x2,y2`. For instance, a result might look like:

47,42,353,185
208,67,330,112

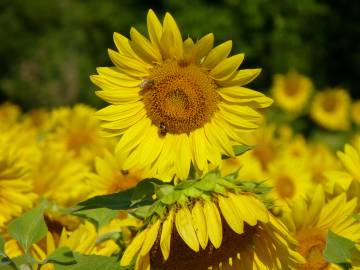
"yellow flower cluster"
271,72,360,131
1,9,359,270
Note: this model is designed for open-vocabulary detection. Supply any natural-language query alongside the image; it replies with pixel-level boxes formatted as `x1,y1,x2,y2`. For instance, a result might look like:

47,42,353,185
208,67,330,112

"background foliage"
0,0,359,109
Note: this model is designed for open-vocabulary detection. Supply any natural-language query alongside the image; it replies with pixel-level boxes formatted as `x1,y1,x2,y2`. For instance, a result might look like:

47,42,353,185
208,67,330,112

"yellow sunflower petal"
160,13,183,59
202,40,232,69
140,219,161,256
120,228,149,266
192,33,214,63
130,27,162,63
160,209,175,260
115,118,150,154
217,68,261,87
113,32,142,61
228,193,257,226
96,67,141,87
210,53,244,80
135,253,150,270
147,9,163,50
191,201,209,249
175,134,192,179
203,200,222,248
108,49,150,78
175,205,200,252
218,195,244,234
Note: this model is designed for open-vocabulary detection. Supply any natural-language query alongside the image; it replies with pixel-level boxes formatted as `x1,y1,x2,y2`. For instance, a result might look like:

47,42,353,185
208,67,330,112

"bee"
139,78,155,89
121,170,129,175
159,122,167,136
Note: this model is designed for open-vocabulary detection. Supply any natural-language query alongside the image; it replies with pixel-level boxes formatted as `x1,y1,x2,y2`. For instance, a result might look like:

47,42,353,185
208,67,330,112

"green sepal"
222,145,253,159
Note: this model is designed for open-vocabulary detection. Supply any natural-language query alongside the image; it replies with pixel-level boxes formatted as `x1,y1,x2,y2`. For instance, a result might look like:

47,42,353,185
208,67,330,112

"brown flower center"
141,60,219,135
276,175,295,199
150,219,257,270
297,228,328,270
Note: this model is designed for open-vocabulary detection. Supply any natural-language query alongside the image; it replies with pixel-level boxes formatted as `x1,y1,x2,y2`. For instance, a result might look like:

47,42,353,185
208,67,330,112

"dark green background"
1,0,359,109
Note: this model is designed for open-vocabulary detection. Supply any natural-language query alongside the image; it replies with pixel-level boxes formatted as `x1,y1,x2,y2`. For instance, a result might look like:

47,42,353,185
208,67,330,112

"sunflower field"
1,1,360,270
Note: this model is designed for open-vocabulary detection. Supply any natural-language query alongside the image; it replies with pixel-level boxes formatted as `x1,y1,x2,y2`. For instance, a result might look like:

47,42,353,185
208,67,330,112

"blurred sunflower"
0,132,37,230
0,102,21,128
271,72,313,114
325,142,360,192
351,100,360,125
5,221,121,270
310,89,350,131
48,104,113,164
89,150,144,196
31,142,91,208
268,159,312,210
283,186,360,270
119,171,304,269
92,9,272,180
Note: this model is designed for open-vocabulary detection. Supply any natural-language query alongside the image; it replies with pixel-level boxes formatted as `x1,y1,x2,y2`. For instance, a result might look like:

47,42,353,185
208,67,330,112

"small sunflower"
119,171,304,269
91,10,272,180
268,159,312,210
324,142,360,192
31,141,91,208
48,104,113,164
0,132,37,230
5,221,120,270
89,150,144,196
351,100,360,125
310,88,350,131
0,102,21,128
283,186,360,270
271,72,313,114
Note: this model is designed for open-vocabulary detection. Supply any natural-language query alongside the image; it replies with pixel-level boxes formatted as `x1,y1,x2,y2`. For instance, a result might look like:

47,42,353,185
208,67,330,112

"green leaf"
130,178,162,206
11,253,37,269
0,235,5,258
8,201,48,252
55,253,119,270
77,188,135,211
43,247,76,265
77,178,161,211
222,145,253,159
323,231,355,264
73,208,118,229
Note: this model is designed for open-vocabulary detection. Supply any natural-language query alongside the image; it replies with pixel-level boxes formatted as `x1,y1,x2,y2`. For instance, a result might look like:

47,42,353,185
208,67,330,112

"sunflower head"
272,72,313,114
283,185,360,269
351,100,360,125
0,131,37,230
310,88,351,131
119,169,304,269
92,9,272,181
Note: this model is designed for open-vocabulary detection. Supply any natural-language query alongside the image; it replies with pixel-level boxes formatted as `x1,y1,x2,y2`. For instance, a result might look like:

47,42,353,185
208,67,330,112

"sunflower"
271,72,313,114
268,158,313,210
324,142,360,192
119,171,304,269
89,150,144,196
31,141,91,208
310,88,350,131
0,131,37,231
48,104,114,164
0,102,21,128
5,221,121,270
283,186,360,269
351,100,360,125
91,9,272,180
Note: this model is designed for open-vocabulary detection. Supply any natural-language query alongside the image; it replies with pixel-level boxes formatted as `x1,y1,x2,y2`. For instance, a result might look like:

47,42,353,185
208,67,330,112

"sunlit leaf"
8,201,48,252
